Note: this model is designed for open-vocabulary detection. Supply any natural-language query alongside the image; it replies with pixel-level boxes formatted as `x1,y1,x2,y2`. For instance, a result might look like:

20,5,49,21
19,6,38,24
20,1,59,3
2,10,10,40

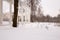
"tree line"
31,14,60,23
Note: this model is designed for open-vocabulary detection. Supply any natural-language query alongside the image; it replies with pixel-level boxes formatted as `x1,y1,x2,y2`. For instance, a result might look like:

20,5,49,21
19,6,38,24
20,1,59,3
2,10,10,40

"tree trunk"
13,0,18,27
30,0,33,22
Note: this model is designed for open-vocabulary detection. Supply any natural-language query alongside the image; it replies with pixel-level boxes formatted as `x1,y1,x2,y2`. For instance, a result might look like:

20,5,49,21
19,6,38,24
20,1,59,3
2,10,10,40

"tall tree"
30,0,41,22
31,0,40,15
13,0,18,27
30,0,34,22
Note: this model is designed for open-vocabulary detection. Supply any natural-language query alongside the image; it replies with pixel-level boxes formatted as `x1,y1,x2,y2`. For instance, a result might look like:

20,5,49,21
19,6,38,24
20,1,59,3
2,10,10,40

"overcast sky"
41,0,60,17
3,0,60,17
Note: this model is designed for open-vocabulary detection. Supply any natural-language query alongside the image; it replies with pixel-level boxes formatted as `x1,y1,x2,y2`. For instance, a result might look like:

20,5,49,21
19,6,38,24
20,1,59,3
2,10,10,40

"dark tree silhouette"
30,0,34,22
13,0,18,27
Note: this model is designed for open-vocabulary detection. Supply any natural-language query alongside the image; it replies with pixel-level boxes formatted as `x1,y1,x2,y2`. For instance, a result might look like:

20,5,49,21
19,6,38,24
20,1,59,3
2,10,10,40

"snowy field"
0,21,60,40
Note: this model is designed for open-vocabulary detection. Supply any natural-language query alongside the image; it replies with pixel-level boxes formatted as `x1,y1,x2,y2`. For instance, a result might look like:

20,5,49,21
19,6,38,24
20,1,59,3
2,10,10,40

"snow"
0,22,60,40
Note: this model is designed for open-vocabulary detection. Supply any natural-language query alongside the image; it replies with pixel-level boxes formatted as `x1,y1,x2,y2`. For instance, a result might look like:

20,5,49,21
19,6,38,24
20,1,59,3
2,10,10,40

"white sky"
41,0,60,17
3,0,60,17
3,1,10,13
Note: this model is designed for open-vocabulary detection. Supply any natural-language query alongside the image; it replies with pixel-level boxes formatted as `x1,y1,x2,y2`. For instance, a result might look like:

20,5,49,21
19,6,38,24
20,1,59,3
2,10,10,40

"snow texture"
0,21,60,40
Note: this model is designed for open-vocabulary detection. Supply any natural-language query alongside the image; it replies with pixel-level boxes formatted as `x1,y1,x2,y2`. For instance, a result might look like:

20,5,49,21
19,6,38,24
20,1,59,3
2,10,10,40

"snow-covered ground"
0,21,60,40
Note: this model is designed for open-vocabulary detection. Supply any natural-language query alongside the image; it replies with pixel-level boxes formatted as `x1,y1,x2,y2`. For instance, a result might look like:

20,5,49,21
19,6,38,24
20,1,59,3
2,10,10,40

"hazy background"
3,0,60,17
41,0,60,17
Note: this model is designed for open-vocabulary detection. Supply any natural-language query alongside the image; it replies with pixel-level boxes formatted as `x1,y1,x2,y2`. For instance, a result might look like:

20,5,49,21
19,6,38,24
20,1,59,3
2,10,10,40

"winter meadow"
0,0,60,40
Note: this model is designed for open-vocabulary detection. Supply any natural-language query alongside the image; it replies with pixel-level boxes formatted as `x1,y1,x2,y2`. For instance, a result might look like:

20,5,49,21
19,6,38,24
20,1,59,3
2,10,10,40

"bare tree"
30,0,41,22
13,0,18,27
30,0,34,22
